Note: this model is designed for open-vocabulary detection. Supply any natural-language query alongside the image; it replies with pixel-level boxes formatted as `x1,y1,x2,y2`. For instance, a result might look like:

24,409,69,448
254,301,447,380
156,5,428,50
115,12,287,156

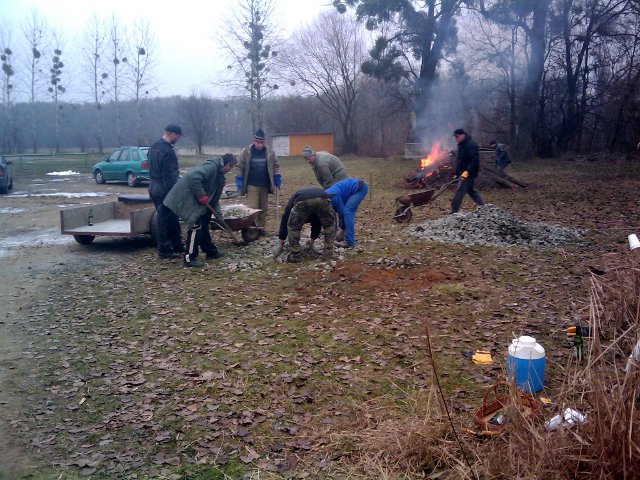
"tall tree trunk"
515,1,547,158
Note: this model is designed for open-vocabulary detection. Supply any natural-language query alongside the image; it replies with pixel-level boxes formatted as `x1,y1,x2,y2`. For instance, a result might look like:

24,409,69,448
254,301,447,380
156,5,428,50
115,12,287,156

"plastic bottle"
624,339,640,372
88,208,94,226
506,336,546,393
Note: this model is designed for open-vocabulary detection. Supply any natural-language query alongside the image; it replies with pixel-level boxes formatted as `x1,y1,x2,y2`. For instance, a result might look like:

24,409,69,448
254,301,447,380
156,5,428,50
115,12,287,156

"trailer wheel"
394,207,412,223
149,211,158,245
241,227,260,243
74,235,95,245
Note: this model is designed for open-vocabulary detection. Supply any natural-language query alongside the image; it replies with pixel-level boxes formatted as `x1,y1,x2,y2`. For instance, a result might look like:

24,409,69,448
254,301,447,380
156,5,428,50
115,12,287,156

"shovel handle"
206,203,240,244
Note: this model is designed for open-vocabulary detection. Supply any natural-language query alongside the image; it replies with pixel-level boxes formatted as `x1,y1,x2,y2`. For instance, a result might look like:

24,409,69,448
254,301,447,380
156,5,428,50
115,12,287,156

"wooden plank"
131,207,155,234
60,202,116,233
63,219,132,235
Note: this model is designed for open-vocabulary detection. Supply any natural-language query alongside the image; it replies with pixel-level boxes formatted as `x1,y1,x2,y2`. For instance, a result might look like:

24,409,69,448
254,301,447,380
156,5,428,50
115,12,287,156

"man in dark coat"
273,187,336,263
489,140,511,173
148,123,184,258
451,128,484,214
164,154,237,268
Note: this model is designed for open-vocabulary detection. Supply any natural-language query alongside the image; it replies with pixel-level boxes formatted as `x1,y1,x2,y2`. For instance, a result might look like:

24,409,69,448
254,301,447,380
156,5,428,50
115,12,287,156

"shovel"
206,203,242,245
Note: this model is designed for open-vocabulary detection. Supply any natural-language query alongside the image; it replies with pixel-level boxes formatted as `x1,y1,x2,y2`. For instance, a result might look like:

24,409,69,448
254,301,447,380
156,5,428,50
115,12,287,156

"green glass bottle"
88,208,94,226
573,332,583,362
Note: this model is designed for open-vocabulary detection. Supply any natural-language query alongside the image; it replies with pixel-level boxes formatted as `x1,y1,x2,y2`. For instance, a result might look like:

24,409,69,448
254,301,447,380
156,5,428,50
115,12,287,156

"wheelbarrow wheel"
241,227,260,243
394,207,412,223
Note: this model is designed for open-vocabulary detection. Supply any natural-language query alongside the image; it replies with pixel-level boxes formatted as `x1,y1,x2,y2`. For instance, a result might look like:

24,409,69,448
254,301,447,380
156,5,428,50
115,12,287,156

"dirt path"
0,174,145,476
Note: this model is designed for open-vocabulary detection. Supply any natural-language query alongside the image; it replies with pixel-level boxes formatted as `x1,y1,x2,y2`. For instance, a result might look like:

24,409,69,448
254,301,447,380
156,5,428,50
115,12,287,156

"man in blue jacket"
164,154,237,268
325,178,368,248
451,128,484,214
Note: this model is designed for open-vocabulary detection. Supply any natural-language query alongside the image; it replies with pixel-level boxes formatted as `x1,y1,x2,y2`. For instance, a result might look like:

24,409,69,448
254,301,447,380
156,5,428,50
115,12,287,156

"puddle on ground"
8,192,108,198
0,207,25,214
0,229,73,258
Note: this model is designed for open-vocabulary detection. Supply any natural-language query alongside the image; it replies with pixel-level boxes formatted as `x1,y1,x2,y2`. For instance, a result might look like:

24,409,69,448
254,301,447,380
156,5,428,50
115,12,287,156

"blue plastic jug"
506,336,545,393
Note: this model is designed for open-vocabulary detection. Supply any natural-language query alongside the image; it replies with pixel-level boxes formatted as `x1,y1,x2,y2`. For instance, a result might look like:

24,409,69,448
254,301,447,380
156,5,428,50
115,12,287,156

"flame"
419,142,444,170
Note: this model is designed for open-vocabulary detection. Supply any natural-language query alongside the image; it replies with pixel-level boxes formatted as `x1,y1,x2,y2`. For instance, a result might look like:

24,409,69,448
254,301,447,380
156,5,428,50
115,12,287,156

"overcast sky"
0,0,335,99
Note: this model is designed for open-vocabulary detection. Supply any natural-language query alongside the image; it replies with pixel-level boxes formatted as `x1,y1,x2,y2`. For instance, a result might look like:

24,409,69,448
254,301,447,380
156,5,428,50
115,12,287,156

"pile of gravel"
407,204,585,248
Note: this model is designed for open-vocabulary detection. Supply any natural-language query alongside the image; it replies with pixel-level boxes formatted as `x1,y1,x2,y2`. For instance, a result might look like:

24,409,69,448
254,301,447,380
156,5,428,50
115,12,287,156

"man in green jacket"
302,146,348,188
164,154,237,268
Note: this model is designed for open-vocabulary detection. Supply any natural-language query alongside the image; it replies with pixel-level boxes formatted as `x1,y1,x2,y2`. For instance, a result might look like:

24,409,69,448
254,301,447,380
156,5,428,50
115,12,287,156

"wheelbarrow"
393,178,459,223
210,206,262,243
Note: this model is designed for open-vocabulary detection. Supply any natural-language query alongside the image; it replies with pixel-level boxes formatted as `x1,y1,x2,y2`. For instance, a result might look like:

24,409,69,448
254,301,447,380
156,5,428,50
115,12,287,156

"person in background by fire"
302,146,348,188
148,123,184,259
235,129,281,236
489,140,511,173
325,177,368,248
164,154,237,268
451,128,484,214
273,186,336,263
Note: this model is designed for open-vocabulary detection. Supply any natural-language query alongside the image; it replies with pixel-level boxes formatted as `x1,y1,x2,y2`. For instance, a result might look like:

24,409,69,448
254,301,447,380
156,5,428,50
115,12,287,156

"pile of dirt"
407,204,585,248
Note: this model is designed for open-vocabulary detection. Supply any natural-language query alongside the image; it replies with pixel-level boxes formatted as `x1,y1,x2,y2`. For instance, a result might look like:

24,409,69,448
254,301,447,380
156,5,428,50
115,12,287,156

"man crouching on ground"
164,154,237,268
274,187,336,263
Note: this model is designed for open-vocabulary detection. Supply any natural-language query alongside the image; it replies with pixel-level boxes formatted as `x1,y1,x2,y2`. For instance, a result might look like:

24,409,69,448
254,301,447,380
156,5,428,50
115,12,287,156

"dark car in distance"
92,146,150,187
0,155,13,194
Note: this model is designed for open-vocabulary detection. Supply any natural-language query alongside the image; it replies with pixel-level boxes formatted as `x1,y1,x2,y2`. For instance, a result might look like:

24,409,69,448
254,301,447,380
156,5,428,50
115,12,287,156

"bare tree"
22,10,46,153
219,0,280,132
334,0,464,144
278,11,368,153
126,20,156,145
46,31,66,153
81,15,109,153
479,0,550,158
0,24,16,153
108,15,128,146
177,90,215,154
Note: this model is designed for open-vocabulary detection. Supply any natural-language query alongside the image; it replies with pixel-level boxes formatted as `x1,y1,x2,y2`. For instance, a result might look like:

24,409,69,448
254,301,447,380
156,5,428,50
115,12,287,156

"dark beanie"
254,129,266,141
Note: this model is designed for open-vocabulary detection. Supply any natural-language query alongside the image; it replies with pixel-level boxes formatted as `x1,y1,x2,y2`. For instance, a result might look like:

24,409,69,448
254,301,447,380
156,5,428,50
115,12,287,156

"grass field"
4,152,640,479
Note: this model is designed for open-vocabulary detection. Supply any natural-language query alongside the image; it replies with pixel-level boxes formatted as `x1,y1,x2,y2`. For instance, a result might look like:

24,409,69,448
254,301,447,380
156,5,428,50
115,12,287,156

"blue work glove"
274,174,281,189
235,176,243,191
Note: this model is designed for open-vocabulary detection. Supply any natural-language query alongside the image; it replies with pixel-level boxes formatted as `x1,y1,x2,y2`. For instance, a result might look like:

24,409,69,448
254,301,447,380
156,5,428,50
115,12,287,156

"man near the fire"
489,139,511,173
451,128,484,214
302,146,348,188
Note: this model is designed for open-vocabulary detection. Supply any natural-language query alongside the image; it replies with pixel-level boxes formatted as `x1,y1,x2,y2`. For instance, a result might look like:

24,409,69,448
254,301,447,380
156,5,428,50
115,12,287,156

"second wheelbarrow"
393,178,459,223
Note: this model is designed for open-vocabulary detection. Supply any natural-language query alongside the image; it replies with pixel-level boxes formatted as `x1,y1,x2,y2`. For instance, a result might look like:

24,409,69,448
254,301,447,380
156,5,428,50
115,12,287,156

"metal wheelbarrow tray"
393,179,458,223
210,208,262,243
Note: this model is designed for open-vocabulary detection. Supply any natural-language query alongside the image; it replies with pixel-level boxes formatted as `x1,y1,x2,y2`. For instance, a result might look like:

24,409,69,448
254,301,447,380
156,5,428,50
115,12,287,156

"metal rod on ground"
206,204,241,244
276,187,281,226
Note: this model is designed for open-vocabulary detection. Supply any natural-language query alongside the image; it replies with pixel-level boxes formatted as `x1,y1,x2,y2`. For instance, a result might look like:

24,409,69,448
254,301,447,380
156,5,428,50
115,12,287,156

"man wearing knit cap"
235,129,281,235
164,154,237,268
302,146,348,188
148,123,184,258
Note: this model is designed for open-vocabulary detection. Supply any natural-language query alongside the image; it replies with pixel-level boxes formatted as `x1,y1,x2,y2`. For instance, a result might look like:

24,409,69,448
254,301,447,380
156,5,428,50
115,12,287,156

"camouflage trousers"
287,197,335,261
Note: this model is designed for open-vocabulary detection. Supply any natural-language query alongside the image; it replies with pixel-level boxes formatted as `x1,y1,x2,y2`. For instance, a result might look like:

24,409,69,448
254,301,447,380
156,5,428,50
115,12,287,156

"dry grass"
477,268,640,479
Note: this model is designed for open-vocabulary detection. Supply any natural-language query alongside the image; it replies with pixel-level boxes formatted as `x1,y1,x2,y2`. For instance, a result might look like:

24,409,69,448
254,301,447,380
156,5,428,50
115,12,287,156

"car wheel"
8,177,12,190
127,172,138,187
0,184,7,195
94,170,106,184
73,235,95,245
